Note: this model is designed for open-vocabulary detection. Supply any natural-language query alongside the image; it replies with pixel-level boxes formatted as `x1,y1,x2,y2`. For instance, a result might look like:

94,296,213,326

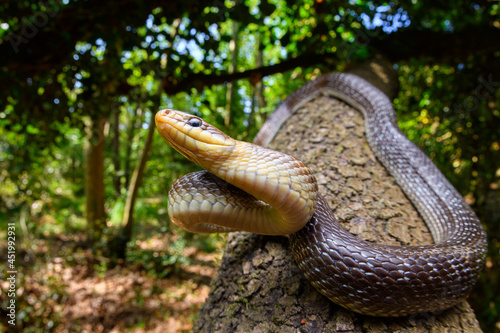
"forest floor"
0,232,223,332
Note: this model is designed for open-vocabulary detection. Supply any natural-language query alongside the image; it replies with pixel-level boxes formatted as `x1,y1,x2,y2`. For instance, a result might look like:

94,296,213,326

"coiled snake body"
155,73,487,317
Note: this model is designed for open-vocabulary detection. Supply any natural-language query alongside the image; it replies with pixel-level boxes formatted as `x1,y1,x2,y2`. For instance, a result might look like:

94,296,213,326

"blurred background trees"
0,0,499,331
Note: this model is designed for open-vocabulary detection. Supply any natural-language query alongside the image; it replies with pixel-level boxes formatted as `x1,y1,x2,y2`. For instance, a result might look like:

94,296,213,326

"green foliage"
1,0,499,331
396,60,500,201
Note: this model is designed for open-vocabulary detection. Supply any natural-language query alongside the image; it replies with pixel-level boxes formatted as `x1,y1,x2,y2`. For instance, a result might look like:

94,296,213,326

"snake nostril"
155,109,171,123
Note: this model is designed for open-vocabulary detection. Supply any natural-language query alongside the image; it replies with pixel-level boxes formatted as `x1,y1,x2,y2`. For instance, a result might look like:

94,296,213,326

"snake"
155,72,487,317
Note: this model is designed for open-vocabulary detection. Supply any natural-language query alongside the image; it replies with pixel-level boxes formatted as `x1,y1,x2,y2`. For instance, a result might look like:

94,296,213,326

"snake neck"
198,140,319,235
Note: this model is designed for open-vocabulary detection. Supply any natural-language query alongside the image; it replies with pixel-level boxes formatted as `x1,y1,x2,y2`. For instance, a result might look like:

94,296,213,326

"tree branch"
371,25,500,62
162,53,339,95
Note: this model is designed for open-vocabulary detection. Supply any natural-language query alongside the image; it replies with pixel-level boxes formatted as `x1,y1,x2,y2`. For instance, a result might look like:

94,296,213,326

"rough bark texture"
112,106,122,197
122,113,156,242
84,116,107,243
194,64,482,332
224,20,239,128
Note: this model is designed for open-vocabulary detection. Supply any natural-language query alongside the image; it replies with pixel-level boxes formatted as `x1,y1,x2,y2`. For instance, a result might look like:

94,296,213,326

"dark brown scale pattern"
255,73,487,316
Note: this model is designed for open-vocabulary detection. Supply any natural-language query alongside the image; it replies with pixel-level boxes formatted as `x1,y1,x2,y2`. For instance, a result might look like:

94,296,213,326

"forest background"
0,0,499,332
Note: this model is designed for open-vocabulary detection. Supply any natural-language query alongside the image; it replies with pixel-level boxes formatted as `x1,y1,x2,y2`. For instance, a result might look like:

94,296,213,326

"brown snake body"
155,72,487,317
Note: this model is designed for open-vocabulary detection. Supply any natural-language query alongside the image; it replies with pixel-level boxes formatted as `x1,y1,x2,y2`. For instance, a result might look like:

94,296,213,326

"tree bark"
225,20,239,128
120,112,156,248
245,33,265,141
84,115,107,243
193,59,483,332
124,107,141,189
112,104,121,197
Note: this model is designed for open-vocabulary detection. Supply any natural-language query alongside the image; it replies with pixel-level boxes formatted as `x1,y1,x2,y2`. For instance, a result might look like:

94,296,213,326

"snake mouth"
155,109,233,144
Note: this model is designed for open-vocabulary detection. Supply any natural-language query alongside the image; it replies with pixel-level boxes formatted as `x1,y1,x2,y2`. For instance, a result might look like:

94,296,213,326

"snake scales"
155,72,487,317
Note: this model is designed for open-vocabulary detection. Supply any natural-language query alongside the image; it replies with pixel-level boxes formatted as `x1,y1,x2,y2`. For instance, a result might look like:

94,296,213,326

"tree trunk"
193,59,483,332
124,107,140,189
119,112,156,253
224,20,239,128
84,116,107,244
112,104,121,197
246,33,265,140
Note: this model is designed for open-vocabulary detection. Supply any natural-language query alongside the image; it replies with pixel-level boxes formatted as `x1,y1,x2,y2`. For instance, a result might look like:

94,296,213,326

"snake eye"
188,117,202,127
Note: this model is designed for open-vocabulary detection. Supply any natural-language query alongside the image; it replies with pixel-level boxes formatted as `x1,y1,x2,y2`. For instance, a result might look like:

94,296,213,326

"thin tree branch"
162,52,339,95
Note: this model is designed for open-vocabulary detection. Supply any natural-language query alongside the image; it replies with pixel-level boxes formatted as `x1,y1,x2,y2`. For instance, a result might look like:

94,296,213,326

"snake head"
155,109,235,166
